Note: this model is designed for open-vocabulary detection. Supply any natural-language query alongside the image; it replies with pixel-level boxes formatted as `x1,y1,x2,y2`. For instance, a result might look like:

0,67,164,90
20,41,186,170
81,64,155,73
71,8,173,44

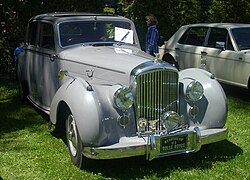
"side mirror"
215,41,225,50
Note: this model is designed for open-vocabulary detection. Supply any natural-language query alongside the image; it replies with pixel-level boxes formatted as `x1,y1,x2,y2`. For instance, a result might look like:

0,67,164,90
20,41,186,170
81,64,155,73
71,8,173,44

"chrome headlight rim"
186,80,204,102
114,86,134,110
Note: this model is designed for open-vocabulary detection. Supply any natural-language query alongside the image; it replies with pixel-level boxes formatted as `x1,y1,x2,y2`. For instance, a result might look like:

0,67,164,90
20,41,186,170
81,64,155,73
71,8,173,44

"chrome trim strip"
27,95,50,115
60,57,126,74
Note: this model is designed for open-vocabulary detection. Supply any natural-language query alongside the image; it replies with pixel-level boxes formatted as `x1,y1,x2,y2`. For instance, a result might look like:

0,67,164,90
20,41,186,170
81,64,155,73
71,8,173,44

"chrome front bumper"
83,127,228,160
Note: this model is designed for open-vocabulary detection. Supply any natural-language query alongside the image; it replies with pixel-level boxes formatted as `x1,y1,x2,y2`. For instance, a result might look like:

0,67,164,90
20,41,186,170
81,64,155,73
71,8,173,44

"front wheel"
65,113,84,169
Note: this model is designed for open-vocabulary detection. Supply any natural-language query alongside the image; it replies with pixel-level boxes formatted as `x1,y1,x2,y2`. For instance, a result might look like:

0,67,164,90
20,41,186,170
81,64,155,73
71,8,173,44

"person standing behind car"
12,39,25,80
13,39,25,64
145,14,159,56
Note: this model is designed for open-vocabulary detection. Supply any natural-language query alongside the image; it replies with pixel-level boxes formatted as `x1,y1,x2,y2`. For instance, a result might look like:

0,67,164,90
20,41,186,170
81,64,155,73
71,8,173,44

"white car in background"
163,23,250,90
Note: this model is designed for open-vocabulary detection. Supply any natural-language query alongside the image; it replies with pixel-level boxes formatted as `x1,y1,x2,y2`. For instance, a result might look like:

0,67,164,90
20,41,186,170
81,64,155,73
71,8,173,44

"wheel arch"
50,78,104,145
55,101,70,133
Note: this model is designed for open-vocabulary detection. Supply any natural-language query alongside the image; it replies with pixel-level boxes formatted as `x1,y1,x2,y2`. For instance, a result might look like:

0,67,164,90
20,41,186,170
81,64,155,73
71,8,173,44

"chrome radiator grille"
136,69,179,126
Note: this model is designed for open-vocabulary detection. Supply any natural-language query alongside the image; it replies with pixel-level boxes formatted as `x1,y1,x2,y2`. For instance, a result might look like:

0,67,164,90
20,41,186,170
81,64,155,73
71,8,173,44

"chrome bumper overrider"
83,127,228,160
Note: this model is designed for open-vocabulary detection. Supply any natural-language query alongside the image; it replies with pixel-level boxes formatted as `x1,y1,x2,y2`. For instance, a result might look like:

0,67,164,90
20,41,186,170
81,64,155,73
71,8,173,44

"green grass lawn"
0,75,249,180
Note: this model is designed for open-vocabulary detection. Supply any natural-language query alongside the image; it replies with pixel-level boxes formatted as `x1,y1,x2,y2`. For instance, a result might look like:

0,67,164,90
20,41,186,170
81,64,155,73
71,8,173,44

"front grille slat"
136,69,179,132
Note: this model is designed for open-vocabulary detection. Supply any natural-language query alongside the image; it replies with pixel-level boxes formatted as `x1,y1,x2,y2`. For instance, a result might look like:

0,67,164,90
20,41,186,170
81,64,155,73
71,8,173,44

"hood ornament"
154,53,162,63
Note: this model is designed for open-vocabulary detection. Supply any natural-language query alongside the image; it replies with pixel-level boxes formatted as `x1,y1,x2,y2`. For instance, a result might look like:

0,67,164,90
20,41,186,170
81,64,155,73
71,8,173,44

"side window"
39,22,55,50
207,28,233,50
28,21,38,46
59,22,84,46
178,27,207,46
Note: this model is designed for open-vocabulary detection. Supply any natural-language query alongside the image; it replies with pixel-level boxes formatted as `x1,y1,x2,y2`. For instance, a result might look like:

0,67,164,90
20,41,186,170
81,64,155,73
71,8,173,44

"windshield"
59,21,135,47
232,27,250,50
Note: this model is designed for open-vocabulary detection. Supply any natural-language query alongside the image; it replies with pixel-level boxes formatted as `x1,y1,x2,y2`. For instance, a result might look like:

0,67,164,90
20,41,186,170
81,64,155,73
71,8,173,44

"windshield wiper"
116,31,130,46
92,42,114,46
83,42,114,47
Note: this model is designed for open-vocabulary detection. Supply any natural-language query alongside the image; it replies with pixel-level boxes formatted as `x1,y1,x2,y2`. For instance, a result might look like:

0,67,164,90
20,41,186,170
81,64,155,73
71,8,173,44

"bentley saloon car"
17,13,228,169
163,23,250,90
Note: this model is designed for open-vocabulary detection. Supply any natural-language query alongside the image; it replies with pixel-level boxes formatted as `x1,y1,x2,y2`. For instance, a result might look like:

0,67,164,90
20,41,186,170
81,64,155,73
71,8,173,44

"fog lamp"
118,115,130,127
189,105,199,118
114,87,134,110
162,111,180,130
186,80,204,102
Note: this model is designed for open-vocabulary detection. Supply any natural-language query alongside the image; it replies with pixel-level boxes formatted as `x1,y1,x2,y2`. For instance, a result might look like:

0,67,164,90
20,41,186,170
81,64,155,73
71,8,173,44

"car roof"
29,12,127,23
182,23,250,30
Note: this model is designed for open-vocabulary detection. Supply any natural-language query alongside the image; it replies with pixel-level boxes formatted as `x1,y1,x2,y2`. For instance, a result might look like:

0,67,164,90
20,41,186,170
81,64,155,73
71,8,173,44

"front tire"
65,113,84,168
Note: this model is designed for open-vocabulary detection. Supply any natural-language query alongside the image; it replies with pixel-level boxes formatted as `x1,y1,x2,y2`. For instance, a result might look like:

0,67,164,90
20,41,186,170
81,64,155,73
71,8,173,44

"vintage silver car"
162,23,250,90
17,13,228,168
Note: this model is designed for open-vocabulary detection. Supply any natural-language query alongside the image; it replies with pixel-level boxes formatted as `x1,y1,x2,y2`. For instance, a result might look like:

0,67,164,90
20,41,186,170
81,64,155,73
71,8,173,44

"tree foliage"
1,0,250,74
126,0,200,48
0,0,104,74
208,0,250,23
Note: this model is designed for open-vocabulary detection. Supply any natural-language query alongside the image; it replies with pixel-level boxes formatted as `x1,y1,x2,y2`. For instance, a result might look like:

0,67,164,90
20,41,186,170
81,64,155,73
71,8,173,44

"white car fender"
179,68,228,129
50,77,103,145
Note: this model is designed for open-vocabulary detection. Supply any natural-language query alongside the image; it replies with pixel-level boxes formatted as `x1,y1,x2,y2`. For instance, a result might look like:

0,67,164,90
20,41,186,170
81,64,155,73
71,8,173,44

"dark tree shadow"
0,75,47,136
82,140,242,179
220,83,249,101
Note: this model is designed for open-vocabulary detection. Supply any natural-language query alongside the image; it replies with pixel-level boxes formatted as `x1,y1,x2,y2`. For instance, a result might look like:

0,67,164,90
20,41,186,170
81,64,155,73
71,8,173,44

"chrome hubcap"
67,115,78,157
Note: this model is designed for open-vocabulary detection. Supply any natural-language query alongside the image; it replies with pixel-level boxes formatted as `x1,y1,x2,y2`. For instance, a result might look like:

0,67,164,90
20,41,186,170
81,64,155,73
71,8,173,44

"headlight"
186,80,204,102
114,87,134,110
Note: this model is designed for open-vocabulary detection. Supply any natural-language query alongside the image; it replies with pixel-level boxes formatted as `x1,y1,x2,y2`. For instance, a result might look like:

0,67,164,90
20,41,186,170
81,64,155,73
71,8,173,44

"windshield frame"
57,20,138,48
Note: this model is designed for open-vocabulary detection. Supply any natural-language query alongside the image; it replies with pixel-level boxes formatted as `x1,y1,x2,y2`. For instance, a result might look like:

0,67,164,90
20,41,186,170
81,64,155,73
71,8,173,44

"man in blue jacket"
13,39,24,64
145,14,159,56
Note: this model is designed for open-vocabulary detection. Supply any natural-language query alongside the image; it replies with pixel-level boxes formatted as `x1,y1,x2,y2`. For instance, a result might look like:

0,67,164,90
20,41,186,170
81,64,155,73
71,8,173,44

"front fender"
50,78,103,145
179,68,228,129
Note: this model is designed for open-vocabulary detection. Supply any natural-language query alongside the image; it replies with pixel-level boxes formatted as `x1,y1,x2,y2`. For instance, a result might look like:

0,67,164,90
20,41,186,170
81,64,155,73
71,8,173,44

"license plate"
160,135,187,153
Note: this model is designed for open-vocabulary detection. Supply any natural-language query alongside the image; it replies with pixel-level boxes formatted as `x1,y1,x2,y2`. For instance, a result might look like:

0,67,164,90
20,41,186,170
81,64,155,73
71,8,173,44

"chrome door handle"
50,54,58,62
201,51,208,55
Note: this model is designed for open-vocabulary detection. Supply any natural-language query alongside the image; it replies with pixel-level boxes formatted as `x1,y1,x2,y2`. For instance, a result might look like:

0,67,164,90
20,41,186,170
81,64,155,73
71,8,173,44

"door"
27,21,59,111
204,27,250,88
37,22,59,109
26,21,41,103
176,27,208,70
203,27,244,86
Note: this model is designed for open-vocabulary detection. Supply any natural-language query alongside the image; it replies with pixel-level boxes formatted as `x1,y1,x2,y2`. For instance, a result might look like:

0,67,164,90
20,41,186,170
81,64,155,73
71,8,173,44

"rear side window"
178,27,208,46
39,22,55,50
28,21,38,45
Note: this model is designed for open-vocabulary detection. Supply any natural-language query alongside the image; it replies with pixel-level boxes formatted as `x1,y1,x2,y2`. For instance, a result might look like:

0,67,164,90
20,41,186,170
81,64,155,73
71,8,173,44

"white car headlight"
114,87,134,110
186,80,204,102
